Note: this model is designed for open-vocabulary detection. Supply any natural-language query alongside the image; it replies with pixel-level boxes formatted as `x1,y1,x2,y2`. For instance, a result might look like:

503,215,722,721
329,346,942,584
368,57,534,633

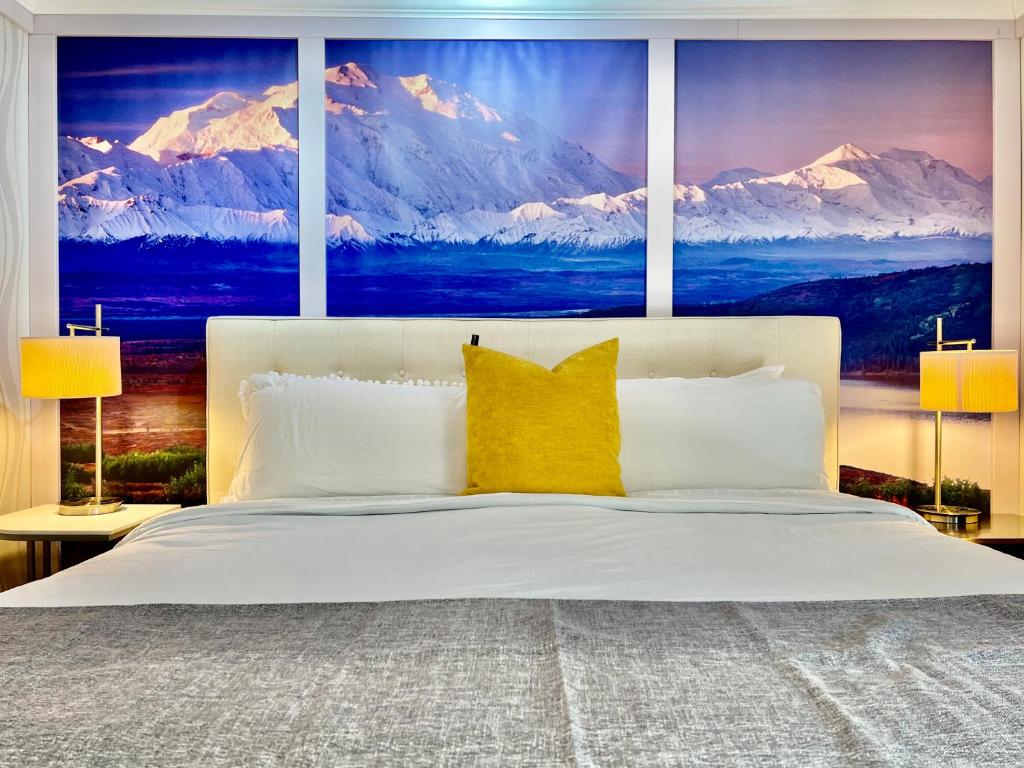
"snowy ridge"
58,63,990,248
406,189,646,248
59,138,299,242
673,143,992,244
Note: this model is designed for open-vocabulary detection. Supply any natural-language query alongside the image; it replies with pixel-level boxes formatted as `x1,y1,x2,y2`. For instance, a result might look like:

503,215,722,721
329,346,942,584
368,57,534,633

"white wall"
0,11,31,588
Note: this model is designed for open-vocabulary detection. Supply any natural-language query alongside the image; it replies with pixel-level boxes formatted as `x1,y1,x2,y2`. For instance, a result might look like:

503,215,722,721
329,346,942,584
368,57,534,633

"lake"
841,380,991,487
59,238,299,340
62,236,990,327
327,242,646,316
674,236,992,304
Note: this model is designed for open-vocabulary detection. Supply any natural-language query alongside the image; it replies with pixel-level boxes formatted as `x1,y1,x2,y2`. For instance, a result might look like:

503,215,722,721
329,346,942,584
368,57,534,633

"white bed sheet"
3,490,1024,607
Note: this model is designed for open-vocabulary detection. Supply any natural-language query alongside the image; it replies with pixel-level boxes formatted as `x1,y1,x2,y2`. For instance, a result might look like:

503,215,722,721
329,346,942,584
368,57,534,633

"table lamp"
919,317,1018,526
20,304,123,515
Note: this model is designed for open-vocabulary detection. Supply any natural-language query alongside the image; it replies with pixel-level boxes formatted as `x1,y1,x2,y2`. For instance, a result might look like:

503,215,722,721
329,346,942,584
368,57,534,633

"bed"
2,316,1024,767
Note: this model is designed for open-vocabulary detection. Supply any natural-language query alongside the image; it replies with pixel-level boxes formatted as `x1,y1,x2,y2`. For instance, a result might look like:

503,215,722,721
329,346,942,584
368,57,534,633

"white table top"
0,504,181,542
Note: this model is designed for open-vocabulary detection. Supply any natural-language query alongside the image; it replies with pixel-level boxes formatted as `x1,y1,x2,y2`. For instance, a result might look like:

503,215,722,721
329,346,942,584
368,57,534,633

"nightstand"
925,513,1024,558
0,504,180,581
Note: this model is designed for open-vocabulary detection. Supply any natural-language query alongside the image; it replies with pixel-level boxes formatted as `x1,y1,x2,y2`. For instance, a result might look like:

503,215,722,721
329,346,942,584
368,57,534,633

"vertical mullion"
645,38,675,318
298,36,327,317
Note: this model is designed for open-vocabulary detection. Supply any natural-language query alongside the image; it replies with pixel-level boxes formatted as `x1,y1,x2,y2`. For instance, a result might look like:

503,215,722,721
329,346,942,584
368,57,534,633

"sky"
58,38,297,143
326,40,648,179
676,40,992,184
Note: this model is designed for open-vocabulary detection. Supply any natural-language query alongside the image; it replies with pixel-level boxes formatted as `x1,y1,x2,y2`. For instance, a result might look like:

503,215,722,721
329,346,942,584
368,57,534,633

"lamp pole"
68,304,107,506
934,318,943,512
94,305,103,504
930,316,974,516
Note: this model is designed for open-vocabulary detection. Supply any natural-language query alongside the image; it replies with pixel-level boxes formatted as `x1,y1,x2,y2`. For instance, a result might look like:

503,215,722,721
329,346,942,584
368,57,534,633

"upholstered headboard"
205,316,842,503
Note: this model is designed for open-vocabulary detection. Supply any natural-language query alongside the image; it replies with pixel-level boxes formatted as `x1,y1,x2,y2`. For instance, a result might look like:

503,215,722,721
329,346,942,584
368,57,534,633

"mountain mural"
57,61,992,250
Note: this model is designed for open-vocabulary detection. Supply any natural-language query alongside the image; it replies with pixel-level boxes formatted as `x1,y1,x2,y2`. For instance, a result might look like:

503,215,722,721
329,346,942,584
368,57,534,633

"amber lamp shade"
920,349,1018,414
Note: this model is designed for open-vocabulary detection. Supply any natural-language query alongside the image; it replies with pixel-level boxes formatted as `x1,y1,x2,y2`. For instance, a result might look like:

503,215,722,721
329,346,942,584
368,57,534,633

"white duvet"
4,490,1024,607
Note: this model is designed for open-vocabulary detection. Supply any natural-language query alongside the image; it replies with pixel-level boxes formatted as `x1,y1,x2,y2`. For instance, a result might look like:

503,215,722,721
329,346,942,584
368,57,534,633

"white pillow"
224,366,814,500
728,364,784,380
225,373,466,501
617,376,827,492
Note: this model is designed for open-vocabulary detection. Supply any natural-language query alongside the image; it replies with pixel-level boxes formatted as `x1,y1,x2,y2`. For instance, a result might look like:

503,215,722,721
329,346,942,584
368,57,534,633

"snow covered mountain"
127,88,299,163
58,77,301,243
58,61,991,249
387,142,991,248
674,143,992,244
321,62,640,240
58,61,639,245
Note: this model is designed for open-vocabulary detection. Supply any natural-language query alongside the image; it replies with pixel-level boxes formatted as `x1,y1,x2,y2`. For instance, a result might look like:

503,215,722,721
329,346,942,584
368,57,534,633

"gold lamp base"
58,497,123,516
917,504,980,527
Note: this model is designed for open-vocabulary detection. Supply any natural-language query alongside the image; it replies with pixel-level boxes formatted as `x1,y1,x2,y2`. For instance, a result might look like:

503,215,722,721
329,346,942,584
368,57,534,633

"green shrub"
61,442,96,464
163,445,203,455
841,477,875,499
165,462,206,506
61,465,89,502
61,460,92,485
940,477,989,513
103,446,205,483
842,473,989,514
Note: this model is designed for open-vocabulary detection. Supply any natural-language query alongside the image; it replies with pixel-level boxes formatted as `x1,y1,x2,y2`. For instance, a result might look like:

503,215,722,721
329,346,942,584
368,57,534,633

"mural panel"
57,37,299,504
324,40,648,316
674,41,993,507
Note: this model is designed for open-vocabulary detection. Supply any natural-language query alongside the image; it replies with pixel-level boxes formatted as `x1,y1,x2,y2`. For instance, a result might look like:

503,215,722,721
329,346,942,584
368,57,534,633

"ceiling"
10,0,1024,20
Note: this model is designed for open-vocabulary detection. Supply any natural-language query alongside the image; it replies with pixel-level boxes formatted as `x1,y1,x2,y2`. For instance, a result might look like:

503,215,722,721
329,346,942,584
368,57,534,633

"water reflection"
840,380,991,486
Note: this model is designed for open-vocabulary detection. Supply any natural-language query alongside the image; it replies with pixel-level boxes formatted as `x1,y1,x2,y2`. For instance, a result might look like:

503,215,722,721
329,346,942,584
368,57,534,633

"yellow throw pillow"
462,338,625,496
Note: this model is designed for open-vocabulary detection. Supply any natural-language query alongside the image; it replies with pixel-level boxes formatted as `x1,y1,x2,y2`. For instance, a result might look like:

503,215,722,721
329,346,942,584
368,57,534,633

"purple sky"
59,38,297,142
676,41,992,184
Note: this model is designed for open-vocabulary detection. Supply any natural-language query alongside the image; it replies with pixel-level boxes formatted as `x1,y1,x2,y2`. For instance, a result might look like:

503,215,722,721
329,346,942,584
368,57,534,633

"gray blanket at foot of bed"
2,597,1023,767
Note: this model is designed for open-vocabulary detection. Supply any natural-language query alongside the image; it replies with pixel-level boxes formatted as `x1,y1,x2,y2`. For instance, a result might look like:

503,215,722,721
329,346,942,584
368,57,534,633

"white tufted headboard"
205,316,841,504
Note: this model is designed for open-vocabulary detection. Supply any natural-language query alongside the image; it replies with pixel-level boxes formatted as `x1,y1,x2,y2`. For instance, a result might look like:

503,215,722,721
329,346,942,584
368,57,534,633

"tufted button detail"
398,369,406,377
647,371,655,379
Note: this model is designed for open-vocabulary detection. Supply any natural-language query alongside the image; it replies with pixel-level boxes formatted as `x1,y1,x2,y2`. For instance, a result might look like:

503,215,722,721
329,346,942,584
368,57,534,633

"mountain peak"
325,62,377,89
78,136,114,154
705,167,773,187
129,90,255,161
128,85,294,163
262,82,299,106
199,91,253,112
398,73,453,118
397,72,502,122
810,143,877,166
879,147,936,163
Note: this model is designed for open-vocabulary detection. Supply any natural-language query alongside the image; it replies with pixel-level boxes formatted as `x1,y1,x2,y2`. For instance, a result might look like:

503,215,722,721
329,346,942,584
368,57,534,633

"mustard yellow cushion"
462,338,625,496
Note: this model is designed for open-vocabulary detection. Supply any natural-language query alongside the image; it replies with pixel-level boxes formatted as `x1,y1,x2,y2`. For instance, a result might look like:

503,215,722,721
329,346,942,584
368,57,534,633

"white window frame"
27,17,1023,518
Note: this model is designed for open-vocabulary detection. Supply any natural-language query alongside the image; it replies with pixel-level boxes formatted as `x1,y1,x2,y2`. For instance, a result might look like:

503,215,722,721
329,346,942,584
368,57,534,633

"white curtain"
0,12,31,590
